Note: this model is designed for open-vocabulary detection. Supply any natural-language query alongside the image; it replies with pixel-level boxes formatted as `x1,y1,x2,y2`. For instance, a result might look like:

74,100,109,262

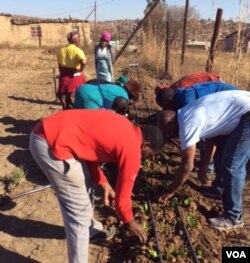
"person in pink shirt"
29,109,164,263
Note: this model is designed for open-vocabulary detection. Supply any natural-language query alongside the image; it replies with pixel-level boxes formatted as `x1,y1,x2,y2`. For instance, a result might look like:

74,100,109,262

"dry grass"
140,24,250,91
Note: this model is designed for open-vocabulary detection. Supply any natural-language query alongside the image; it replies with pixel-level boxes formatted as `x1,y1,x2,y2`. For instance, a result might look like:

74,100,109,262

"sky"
0,0,249,22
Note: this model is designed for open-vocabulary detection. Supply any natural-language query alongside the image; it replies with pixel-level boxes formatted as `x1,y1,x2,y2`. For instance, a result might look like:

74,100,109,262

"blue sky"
0,0,249,21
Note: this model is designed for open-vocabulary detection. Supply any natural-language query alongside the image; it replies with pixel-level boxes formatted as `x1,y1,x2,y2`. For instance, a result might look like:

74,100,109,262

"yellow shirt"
57,44,86,70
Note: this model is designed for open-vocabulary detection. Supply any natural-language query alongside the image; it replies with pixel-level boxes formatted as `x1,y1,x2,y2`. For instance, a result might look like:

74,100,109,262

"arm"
198,138,216,183
161,145,196,202
109,46,115,64
79,59,85,72
87,161,108,185
115,149,147,243
94,46,98,70
76,48,86,72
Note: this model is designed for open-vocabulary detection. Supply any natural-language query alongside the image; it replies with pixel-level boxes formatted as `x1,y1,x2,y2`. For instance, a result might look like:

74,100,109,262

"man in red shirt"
29,109,164,263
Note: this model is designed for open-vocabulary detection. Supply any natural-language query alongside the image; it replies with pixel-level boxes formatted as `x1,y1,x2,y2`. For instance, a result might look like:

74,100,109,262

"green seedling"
169,196,179,207
139,202,148,214
142,220,150,232
177,248,188,258
148,248,159,259
196,249,204,260
165,246,188,260
182,197,193,206
165,245,175,260
143,159,154,169
187,214,198,228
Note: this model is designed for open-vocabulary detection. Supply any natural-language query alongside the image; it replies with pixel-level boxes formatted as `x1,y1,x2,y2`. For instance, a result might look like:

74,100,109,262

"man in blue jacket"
156,81,237,110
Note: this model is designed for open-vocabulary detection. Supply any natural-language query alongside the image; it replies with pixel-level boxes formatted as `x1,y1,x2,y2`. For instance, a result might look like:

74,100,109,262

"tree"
143,2,200,47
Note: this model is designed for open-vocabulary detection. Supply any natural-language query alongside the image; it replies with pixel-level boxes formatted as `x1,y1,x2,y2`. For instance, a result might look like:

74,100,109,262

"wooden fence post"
181,0,189,65
206,8,223,72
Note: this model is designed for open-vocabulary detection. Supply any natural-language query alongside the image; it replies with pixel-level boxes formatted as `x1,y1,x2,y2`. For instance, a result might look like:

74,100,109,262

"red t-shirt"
169,72,220,89
33,109,142,223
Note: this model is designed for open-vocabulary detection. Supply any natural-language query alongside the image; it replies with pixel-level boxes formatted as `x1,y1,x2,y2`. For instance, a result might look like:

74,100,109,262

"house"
222,30,250,53
0,13,91,47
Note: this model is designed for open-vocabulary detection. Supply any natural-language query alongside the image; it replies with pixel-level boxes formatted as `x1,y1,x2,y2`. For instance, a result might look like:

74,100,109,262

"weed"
148,248,159,259
196,249,204,260
138,202,149,214
182,197,193,207
3,166,27,187
142,220,150,233
187,214,198,228
169,196,179,208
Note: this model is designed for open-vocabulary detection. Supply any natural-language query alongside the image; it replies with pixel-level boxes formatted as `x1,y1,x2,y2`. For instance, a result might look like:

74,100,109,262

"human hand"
101,182,116,207
126,220,147,243
158,191,175,204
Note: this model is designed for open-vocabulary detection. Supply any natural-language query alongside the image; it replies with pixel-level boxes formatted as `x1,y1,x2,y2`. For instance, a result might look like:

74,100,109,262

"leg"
211,136,228,192
66,93,74,109
57,93,67,110
29,133,92,263
208,120,250,230
221,120,250,219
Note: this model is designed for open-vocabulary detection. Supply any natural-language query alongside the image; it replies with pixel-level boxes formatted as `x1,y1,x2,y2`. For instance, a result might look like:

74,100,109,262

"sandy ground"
0,48,110,263
0,47,250,263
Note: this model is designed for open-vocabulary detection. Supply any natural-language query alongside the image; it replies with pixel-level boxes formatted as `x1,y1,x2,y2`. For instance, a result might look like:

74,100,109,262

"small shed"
222,30,250,53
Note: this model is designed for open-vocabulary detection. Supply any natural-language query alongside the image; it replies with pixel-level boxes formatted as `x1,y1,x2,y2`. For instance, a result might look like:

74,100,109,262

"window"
31,26,42,37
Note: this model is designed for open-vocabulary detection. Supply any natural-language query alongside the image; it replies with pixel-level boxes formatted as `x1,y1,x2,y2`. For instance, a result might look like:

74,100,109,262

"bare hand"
158,191,174,204
101,183,116,206
126,220,147,243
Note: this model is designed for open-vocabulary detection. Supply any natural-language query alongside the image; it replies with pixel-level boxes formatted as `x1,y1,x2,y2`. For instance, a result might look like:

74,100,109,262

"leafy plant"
142,220,150,232
148,248,159,259
169,196,179,207
182,197,193,206
138,202,148,214
165,246,188,260
187,214,198,228
196,249,204,260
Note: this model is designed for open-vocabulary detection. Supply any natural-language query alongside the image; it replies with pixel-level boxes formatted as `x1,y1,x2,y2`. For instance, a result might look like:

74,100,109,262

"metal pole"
181,0,189,65
10,185,51,200
206,8,223,72
114,0,161,64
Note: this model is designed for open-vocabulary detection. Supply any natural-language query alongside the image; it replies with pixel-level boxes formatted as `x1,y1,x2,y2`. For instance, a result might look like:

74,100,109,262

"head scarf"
100,31,112,42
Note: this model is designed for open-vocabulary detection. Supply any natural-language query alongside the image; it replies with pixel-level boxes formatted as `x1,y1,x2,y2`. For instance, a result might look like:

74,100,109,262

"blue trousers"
212,118,250,219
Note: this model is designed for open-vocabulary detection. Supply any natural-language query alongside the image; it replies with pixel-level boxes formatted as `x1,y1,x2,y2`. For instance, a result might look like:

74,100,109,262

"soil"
0,47,249,263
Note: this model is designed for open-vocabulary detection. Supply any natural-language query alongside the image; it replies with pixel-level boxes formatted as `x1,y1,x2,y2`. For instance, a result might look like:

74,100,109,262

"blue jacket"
74,83,129,109
174,82,238,109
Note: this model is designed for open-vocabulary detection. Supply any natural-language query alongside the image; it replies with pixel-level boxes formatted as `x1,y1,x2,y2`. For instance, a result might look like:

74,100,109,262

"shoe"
90,226,117,242
201,186,222,199
208,215,244,230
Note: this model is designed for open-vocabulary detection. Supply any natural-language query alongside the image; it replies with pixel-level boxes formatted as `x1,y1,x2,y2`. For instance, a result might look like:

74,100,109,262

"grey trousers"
29,132,101,263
